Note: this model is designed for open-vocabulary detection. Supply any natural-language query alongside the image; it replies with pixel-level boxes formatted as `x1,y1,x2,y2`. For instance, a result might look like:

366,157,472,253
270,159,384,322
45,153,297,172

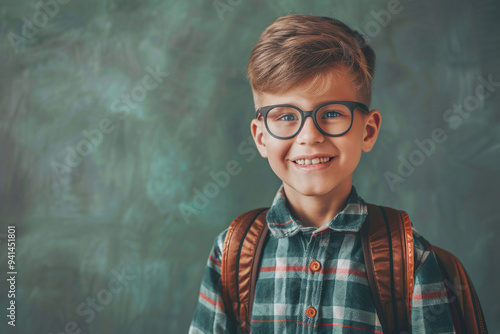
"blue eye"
278,114,299,121
323,111,341,119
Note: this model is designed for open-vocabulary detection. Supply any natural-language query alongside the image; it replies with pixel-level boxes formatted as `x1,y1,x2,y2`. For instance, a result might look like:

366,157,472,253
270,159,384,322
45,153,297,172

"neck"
283,179,353,228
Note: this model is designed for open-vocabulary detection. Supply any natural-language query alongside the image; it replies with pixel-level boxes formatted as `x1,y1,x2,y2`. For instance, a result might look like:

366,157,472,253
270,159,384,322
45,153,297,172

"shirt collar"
266,184,368,238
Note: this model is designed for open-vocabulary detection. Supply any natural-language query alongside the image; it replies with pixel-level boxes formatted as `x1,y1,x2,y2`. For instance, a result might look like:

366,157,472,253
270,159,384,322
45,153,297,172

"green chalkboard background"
1,0,499,333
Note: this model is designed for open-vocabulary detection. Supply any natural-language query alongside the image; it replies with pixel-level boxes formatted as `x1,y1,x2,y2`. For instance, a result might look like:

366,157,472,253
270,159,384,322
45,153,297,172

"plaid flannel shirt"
189,185,457,333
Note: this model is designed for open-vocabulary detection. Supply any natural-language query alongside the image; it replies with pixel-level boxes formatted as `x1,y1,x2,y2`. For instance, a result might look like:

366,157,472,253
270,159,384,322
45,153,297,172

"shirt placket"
299,229,330,334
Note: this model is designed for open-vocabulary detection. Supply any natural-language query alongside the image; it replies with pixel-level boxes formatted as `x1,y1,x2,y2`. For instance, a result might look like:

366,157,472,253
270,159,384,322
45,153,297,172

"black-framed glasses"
255,101,369,139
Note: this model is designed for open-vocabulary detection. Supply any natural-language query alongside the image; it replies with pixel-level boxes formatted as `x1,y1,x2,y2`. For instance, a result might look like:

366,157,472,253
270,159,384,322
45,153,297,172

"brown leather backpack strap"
362,204,414,333
221,207,269,334
433,246,488,334
247,219,269,331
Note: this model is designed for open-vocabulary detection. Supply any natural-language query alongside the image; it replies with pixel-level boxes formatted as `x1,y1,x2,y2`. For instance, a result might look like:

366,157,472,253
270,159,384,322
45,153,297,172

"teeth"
294,157,331,165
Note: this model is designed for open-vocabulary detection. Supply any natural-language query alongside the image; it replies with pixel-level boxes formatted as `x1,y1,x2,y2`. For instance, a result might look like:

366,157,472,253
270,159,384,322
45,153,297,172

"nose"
296,116,324,144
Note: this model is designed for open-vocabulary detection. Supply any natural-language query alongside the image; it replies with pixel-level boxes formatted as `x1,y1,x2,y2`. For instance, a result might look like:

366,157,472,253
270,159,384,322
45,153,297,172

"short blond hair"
247,15,376,104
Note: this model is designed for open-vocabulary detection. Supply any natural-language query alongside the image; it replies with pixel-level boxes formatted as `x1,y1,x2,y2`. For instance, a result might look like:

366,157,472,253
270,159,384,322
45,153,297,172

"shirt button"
309,260,321,272
306,307,317,318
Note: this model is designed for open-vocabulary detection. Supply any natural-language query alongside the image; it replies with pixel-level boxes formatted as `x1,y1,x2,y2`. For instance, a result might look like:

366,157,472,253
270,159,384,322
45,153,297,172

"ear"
250,118,268,158
362,109,382,152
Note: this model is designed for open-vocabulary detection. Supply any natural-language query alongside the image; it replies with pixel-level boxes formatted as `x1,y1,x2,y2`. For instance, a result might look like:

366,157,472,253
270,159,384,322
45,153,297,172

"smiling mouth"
292,157,333,165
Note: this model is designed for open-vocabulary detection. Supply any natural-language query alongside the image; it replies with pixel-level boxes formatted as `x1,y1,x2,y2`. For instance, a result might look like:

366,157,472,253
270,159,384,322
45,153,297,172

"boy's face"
250,67,381,200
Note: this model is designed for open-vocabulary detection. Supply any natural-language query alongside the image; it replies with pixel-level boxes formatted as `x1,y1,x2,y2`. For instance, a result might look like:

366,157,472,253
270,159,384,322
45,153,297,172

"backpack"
221,204,488,334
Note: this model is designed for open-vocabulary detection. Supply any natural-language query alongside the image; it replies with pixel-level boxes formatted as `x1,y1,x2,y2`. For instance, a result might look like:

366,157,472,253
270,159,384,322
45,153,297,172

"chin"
288,182,337,197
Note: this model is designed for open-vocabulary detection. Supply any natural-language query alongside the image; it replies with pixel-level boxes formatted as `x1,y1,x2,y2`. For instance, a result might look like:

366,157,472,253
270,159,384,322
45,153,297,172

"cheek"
266,142,290,167
336,135,363,162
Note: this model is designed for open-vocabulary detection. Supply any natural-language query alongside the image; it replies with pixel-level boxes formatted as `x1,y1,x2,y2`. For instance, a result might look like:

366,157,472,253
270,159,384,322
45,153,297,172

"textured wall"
0,0,499,333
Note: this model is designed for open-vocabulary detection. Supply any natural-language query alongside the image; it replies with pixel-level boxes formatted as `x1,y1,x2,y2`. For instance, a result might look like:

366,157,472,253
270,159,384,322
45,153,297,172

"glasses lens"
315,103,352,136
266,106,302,138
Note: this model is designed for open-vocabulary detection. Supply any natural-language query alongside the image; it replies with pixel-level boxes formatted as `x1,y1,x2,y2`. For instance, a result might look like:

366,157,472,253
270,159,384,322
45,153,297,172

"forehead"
253,67,361,109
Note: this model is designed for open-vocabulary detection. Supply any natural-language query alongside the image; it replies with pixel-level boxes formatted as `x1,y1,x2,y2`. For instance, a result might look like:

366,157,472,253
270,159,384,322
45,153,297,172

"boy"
189,15,486,333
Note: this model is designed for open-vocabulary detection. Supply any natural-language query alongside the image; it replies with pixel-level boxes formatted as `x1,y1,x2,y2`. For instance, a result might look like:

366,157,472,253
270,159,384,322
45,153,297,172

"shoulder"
199,227,229,276
211,207,269,260
411,227,459,287
412,227,434,273
211,228,229,262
